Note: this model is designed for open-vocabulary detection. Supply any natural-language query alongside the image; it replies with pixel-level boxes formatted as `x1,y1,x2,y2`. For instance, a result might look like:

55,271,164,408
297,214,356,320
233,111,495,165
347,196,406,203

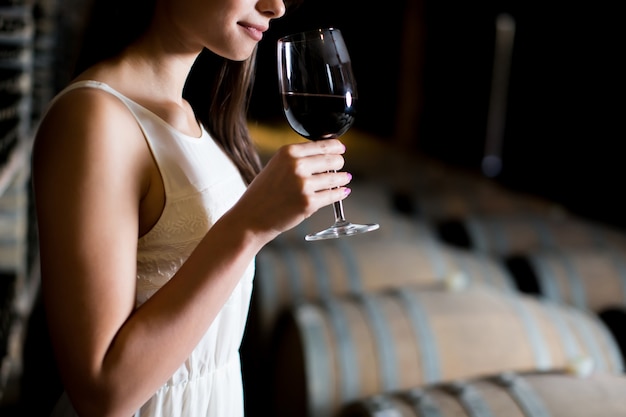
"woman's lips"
240,23,266,41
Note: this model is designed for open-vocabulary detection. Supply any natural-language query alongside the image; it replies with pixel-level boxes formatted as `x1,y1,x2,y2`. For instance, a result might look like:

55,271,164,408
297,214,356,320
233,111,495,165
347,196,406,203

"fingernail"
344,187,352,196
347,172,352,181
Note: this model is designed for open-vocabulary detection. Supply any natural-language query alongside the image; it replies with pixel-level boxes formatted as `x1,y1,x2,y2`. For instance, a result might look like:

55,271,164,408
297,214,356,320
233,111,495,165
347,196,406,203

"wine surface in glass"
282,92,357,140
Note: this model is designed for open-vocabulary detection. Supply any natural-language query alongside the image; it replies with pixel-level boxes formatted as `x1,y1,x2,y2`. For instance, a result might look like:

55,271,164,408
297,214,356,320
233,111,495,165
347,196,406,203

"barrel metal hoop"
492,373,552,417
465,216,491,253
505,293,553,370
490,216,509,255
322,297,361,401
361,394,404,417
296,305,335,417
567,305,608,372
359,293,399,391
543,302,582,364
393,287,441,383
444,381,495,417
400,387,444,417
530,255,562,303
558,251,588,310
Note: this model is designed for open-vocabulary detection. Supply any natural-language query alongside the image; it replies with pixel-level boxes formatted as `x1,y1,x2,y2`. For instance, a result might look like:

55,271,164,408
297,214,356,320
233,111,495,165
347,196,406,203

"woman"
31,0,352,415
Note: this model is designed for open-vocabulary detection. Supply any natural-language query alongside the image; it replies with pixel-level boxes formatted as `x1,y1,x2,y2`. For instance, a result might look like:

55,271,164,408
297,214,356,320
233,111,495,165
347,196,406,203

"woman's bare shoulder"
31,81,151,210
33,83,145,161
39,83,135,136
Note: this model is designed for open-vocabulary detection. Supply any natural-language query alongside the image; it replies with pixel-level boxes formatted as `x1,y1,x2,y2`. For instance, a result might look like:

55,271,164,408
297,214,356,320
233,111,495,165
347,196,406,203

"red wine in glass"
282,92,356,140
277,28,379,241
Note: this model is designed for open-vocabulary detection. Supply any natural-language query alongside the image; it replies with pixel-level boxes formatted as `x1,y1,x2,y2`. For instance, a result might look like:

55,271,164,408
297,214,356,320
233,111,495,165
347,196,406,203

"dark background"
249,0,626,230
1,1,625,415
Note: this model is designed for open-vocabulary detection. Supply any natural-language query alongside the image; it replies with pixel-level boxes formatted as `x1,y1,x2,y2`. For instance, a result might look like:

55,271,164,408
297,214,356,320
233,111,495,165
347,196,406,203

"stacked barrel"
242,123,626,417
1,0,34,400
1,0,32,161
0,0,57,404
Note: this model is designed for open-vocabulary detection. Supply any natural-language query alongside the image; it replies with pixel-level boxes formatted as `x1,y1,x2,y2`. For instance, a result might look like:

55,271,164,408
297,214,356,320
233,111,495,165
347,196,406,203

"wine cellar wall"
1,0,52,405
1,0,92,408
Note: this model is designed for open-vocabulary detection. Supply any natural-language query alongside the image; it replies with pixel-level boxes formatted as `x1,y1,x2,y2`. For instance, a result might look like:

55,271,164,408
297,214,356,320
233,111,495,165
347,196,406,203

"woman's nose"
258,0,286,19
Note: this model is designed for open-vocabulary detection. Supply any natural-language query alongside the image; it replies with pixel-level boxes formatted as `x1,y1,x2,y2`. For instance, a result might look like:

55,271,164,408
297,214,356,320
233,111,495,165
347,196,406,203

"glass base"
305,221,380,241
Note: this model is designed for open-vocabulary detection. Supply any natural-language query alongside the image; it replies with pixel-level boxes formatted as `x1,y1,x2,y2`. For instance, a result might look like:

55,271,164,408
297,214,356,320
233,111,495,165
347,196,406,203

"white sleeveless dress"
47,80,255,417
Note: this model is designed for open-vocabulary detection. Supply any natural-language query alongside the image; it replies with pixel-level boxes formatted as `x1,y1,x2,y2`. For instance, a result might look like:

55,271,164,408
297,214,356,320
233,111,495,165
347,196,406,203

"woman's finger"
304,171,352,194
283,139,346,158
304,153,346,176
307,186,352,210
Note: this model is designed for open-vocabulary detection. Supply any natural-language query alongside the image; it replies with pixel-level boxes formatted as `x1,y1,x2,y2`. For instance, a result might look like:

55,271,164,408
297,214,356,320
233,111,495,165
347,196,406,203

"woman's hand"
233,139,352,241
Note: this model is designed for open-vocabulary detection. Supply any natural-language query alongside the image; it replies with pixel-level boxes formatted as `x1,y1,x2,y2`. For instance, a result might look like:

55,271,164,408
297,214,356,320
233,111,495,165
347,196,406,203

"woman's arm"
32,89,350,417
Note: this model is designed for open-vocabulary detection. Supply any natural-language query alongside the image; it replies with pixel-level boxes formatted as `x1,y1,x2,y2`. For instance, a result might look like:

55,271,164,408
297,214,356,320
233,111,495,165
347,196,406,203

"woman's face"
160,0,286,60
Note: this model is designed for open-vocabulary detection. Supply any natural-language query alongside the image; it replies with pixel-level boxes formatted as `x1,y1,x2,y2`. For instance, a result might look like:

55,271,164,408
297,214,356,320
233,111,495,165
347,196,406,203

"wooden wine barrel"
437,212,626,257
250,238,516,349
338,371,626,417
269,286,623,417
506,248,626,313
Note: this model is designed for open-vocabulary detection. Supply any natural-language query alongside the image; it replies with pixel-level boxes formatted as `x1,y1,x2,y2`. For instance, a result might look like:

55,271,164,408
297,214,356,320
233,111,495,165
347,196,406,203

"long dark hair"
184,50,261,184
72,0,262,184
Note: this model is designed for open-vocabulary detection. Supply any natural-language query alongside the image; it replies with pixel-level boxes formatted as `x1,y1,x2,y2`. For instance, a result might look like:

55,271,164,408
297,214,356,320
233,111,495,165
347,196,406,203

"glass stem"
329,168,348,225
333,200,347,225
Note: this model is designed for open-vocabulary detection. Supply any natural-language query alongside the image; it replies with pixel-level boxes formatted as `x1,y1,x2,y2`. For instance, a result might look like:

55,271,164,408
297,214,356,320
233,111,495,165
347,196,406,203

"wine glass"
277,27,380,241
